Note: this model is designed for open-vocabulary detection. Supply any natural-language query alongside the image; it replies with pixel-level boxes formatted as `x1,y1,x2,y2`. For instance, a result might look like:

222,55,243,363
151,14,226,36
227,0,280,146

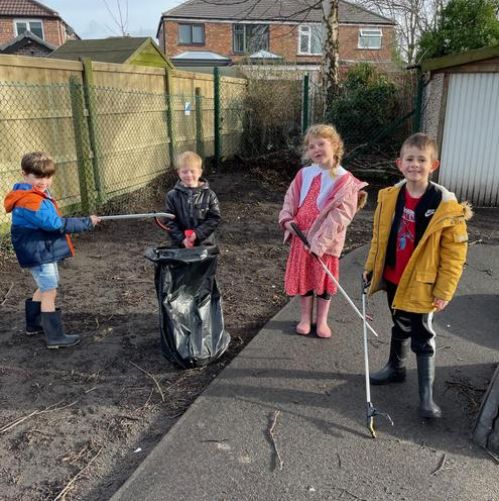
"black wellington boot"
417,355,442,418
41,310,80,349
25,299,43,335
370,337,408,385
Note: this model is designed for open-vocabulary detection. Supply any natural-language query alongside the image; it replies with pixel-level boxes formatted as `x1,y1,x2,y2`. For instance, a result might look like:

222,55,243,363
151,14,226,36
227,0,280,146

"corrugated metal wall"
440,73,499,207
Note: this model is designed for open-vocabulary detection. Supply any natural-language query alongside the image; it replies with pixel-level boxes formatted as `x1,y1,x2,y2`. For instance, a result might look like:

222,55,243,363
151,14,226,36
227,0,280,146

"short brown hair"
400,133,439,161
175,151,203,171
21,152,56,177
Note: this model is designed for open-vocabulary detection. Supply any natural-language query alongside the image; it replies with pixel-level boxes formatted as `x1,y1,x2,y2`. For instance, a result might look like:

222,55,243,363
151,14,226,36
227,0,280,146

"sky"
46,0,185,40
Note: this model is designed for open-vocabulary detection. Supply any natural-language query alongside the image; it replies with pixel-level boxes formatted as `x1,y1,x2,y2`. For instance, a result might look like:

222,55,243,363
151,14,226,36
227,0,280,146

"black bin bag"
145,245,230,369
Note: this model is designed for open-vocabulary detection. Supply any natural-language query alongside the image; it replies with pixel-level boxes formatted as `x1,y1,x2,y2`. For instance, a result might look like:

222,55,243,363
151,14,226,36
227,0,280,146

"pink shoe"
316,324,332,338
316,298,332,338
296,321,311,336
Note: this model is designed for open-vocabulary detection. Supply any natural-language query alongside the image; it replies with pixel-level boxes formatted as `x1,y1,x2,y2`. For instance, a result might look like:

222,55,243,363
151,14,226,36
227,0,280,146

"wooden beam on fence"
164,68,175,167
69,76,96,213
213,67,221,169
195,87,205,159
81,58,104,203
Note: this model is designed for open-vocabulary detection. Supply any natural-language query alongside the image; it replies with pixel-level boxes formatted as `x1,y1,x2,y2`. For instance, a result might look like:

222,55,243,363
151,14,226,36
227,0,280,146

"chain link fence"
1,65,418,254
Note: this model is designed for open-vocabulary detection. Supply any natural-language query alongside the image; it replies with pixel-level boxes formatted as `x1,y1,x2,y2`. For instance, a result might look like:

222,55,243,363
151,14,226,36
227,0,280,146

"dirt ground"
0,159,497,501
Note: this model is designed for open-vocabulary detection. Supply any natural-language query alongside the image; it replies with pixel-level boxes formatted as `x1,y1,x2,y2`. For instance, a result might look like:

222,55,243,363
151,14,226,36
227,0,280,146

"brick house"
157,0,396,69
0,0,78,56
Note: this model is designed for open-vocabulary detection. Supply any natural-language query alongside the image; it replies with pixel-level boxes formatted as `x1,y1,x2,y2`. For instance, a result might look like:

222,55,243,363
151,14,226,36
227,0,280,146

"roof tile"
0,0,58,17
162,0,394,25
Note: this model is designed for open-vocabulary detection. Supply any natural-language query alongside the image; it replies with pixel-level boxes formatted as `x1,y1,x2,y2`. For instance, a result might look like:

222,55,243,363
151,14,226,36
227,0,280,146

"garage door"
439,73,499,207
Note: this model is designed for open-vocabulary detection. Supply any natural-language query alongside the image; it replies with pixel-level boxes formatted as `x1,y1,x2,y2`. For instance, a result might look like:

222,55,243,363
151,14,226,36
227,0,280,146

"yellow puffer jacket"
365,180,471,313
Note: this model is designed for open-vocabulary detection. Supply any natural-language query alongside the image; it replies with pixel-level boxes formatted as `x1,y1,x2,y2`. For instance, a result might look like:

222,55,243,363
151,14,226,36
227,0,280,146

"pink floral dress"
284,175,339,297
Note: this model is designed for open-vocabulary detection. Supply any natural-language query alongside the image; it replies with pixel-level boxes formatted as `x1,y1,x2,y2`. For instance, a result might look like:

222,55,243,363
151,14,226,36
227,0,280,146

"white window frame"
14,19,44,39
298,24,322,56
358,28,383,50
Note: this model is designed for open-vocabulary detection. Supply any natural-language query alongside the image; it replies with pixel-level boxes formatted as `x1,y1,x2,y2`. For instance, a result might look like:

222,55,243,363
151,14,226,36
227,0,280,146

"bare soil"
0,159,497,501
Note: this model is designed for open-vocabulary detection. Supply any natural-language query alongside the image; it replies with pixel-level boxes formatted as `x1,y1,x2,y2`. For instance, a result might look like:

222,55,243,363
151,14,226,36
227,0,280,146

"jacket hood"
174,178,210,194
392,179,473,219
4,184,45,214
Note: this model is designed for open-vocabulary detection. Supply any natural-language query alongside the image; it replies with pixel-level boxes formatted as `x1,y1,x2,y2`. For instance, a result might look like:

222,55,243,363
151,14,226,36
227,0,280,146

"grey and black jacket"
165,179,221,247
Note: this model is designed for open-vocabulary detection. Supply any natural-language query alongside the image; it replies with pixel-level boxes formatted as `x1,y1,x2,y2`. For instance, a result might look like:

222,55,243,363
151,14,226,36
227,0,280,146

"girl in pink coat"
279,124,367,338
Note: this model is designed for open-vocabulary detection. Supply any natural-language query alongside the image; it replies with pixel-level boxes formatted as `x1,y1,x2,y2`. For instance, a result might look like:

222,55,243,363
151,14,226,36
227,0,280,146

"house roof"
421,44,499,73
49,37,173,68
0,0,58,17
250,50,282,59
161,0,395,25
172,51,230,61
0,29,55,52
171,50,232,66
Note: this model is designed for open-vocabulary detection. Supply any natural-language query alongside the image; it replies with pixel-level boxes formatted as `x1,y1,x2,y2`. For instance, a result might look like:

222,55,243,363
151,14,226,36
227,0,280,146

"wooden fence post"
69,75,95,213
81,57,104,203
164,68,175,167
213,67,221,169
195,87,205,158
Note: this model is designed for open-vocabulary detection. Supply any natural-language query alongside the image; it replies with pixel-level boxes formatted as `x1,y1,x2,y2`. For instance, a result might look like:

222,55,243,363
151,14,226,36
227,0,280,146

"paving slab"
111,244,499,501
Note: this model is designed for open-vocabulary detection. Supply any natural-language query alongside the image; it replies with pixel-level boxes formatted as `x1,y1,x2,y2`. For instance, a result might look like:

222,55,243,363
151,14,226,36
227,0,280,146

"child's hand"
284,220,296,232
433,297,449,311
90,215,101,226
362,271,372,286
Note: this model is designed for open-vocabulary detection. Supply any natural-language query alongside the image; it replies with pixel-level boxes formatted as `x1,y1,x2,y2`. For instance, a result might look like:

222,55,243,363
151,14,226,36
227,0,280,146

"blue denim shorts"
28,262,60,291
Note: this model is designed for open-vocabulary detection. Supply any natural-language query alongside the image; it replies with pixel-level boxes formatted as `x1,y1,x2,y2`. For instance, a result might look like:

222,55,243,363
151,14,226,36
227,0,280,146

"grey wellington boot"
41,310,80,349
417,355,442,418
25,299,43,335
370,337,408,385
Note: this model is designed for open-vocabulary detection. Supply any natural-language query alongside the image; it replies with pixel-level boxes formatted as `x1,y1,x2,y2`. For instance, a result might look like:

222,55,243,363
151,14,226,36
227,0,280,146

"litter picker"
98,212,175,221
361,279,393,437
98,212,174,232
290,223,393,437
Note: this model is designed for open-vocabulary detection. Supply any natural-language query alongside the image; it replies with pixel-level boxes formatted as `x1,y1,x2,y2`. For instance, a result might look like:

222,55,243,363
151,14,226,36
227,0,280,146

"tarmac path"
111,244,499,501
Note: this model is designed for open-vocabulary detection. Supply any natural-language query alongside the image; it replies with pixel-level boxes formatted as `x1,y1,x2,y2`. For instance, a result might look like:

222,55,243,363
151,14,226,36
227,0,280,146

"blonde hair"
303,124,344,173
21,151,56,177
400,133,439,161
175,151,203,171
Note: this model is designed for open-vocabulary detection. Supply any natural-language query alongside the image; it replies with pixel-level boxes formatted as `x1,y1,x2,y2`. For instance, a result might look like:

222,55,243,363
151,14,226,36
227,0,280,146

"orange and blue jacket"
4,183,92,268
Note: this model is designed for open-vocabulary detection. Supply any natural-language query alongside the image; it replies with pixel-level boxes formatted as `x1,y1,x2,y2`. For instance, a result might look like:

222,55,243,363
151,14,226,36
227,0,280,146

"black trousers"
386,281,436,356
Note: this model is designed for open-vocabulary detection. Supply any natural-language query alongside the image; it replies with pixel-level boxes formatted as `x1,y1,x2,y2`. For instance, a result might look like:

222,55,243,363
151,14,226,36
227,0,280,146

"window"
233,24,269,53
358,28,382,49
178,24,205,45
14,19,44,39
298,25,323,55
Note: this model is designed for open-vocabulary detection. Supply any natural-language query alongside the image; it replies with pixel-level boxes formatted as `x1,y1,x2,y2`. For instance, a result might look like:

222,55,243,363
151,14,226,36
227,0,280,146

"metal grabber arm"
361,279,393,438
289,222,393,437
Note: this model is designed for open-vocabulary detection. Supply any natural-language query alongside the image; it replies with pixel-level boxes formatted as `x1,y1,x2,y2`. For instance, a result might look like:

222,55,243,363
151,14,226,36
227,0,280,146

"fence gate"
439,73,499,207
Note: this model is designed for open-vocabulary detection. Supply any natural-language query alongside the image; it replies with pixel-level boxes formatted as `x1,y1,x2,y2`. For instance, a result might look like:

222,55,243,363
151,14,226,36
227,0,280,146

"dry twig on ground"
268,409,283,471
130,361,165,402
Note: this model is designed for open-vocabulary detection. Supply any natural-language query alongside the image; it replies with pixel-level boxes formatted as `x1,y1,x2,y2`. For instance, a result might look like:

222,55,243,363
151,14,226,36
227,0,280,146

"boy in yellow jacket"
363,133,470,418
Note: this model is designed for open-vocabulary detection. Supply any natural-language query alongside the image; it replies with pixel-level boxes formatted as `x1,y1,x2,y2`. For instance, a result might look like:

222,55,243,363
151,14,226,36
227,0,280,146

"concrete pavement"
111,244,499,501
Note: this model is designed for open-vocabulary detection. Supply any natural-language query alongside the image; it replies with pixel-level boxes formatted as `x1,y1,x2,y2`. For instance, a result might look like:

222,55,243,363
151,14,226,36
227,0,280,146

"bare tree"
102,0,130,37
322,0,340,100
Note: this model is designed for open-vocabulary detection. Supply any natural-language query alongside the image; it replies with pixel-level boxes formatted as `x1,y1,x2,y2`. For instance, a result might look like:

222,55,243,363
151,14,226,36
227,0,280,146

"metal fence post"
213,67,221,169
195,87,205,159
69,76,95,213
81,58,103,204
302,74,310,133
164,68,175,167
